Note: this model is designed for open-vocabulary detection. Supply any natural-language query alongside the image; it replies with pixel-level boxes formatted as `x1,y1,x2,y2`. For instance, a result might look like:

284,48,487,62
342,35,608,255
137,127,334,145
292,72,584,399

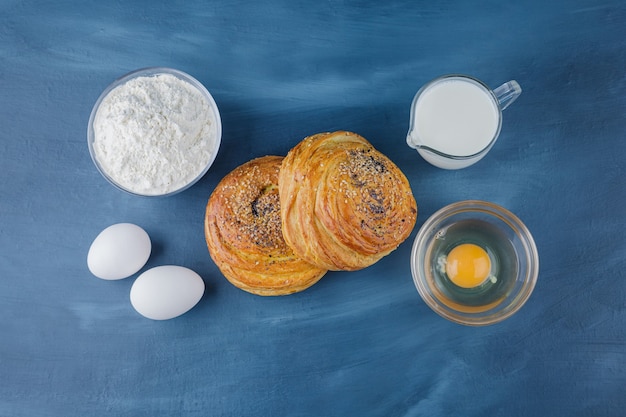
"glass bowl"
87,67,222,197
410,200,539,326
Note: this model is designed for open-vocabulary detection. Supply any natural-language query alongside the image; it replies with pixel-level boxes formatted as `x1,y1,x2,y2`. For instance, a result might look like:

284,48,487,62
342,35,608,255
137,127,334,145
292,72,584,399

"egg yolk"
445,243,491,288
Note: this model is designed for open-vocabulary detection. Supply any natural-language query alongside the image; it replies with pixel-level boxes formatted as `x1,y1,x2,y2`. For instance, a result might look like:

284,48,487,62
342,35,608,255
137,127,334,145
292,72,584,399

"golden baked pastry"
205,156,327,296
279,131,417,271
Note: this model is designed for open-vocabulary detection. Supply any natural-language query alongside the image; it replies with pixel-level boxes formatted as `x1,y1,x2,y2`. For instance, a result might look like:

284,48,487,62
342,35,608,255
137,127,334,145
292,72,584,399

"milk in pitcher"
413,78,500,157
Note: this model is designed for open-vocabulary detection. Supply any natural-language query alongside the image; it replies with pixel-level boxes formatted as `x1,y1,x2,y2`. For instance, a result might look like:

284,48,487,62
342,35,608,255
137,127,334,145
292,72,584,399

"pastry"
279,131,417,271
205,156,327,296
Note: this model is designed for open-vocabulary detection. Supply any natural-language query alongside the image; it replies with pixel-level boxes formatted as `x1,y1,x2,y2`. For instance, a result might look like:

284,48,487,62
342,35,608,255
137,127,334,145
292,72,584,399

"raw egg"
130,265,205,320
87,223,151,280
445,243,491,288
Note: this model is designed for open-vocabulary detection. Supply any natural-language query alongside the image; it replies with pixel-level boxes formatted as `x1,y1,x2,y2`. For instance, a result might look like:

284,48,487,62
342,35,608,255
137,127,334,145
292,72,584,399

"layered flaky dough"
205,156,327,296
279,131,418,271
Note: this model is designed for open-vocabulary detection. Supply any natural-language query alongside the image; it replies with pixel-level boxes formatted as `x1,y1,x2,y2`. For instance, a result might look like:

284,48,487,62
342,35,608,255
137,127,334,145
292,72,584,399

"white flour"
93,73,217,195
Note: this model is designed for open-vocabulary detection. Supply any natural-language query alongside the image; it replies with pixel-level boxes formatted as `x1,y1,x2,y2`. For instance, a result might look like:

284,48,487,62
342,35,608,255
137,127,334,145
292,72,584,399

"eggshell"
130,265,205,320
87,223,151,280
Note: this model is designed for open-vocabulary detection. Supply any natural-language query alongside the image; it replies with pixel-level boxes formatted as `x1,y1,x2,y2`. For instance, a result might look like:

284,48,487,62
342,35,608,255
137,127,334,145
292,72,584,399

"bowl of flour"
88,67,222,197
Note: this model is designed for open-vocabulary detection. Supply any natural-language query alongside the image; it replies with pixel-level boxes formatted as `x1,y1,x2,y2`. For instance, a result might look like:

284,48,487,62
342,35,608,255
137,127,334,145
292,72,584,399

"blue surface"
1,1,625,416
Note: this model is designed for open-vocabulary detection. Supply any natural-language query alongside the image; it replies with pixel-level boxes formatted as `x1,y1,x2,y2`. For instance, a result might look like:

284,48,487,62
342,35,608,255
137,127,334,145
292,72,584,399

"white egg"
130,265,205,320
87,223,151,280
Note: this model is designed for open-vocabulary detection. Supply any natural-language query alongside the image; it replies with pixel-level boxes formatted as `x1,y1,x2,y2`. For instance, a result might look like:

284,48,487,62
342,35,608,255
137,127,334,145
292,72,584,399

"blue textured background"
1,1,625,416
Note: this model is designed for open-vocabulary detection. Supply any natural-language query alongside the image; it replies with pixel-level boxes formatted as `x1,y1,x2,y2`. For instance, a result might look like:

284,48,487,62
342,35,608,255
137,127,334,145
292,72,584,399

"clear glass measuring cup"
406,74,522,169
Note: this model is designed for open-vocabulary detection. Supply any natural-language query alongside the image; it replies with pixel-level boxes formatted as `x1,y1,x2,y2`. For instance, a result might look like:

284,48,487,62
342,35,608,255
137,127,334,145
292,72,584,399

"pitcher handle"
493,80,522,111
